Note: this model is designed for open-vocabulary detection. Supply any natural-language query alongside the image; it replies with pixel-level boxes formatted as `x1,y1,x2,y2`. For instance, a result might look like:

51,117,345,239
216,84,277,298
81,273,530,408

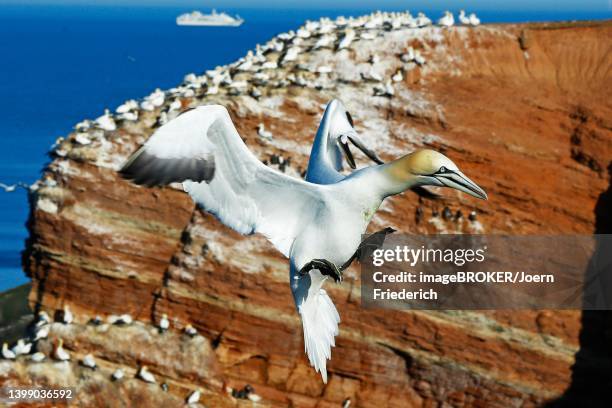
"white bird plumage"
12,339,32,356
186,389,201,404
31,352,46,362
137,366,156,383
54,339,70,361
81,353,97,369
120,105,488,383
111,368,125,381
2,343,16,359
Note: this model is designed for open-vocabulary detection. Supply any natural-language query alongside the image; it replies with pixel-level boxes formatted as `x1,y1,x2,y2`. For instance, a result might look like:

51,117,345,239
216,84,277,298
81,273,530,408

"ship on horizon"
176,9,244,27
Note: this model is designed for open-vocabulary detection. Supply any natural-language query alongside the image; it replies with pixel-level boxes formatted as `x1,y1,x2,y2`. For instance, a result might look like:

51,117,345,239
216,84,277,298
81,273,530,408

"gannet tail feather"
296,270,340,383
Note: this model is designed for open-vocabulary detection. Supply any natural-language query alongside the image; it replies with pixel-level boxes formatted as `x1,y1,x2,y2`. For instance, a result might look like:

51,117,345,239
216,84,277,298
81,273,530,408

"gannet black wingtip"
119,149,215,187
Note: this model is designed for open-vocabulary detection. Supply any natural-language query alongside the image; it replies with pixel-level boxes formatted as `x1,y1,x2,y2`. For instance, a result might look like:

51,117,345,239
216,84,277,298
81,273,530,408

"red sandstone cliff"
3,18,611,407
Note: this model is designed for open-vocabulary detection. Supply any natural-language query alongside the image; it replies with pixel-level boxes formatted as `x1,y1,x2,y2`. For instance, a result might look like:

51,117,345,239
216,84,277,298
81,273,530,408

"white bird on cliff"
437,11,454,28
137,365,156,384
36,311,50,327
184,324,198,337
337,30,355,50
108,313,133,325
2,343,16,359
95,109,117,132
81,353,97,370
30,352,46,362
459,10,471,25
54,339,70,361
469,13,481,26
313,34,335,49
257,123,273,140
158,313,170,333
416,12,432,27
392,69,404,82
34,324,50,341
12,339,32,356
111,368,125,381
186,389,201,405
119,105,488,383
61,305,73,324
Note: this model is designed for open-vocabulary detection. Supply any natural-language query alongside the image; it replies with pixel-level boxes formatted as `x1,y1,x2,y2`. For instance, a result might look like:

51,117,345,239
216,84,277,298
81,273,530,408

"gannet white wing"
120,105,323,257
292,267,340,383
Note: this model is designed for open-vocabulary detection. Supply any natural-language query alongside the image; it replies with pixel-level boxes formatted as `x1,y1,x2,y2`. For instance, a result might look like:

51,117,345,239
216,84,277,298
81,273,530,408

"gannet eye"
346,111,354,127
439,166,447,173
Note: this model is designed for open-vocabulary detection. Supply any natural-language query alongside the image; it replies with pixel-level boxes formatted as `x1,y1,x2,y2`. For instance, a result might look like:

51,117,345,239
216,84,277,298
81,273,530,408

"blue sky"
3,0,610,11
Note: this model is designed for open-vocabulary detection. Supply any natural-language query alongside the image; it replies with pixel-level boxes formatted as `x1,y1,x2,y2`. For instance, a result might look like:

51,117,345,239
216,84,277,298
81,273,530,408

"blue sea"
0,4,609,292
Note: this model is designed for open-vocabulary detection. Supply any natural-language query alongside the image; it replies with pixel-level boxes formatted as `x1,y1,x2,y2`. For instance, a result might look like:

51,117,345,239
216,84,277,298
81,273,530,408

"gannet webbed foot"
340,227,397,269
299,259,343,283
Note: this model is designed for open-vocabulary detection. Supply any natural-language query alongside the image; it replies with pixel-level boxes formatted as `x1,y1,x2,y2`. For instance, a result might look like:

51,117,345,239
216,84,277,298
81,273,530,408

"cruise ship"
176,10,244,27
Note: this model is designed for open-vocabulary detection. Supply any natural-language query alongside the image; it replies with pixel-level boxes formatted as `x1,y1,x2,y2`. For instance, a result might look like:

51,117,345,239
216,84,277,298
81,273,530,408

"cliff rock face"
8,18,612,407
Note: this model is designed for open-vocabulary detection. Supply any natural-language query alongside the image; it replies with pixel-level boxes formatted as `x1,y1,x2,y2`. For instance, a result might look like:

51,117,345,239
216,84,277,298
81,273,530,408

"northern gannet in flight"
119,105,487,382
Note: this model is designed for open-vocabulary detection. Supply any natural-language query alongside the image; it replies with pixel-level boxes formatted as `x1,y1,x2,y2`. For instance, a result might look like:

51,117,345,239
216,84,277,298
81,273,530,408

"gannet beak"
435,170,488,200
338,134,357,168
348,134,383,165
338,132,383,169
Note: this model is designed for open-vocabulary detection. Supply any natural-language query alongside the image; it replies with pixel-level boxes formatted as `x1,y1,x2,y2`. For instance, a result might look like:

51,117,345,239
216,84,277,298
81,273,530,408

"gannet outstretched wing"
120,105,321,257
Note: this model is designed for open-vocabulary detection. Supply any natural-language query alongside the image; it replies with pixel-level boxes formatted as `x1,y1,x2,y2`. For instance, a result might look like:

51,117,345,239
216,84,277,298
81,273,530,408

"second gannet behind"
305,99,382,185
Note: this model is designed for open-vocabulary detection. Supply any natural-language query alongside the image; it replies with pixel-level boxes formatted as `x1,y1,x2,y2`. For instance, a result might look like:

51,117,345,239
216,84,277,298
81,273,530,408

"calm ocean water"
0,4,609,292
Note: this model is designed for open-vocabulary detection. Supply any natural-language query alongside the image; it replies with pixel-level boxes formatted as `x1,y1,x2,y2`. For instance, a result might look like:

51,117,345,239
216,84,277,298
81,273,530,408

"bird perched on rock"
81,354,97,370
437,11,454,28
137,366,156,384
186,389,201,405
184,324,198,337
34,325,49,341
108,314,132,325
232,384,254,399
36,311,50,327
158,314,170,333
469,13,481,26
459,10,470,25
12,339,32,356
54,339,70,361
111,368,125,381
30,352,46,362
89,315,103,326
257,123,273,140
60,306,73,325
2,343,16,360
119,105,487,383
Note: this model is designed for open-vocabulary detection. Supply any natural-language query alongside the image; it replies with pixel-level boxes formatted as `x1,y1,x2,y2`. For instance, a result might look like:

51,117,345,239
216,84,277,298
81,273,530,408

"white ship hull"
176,19,243,27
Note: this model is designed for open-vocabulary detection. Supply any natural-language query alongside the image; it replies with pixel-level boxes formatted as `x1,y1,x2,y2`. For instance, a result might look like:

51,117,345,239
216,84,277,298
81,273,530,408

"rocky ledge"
3,12,611,407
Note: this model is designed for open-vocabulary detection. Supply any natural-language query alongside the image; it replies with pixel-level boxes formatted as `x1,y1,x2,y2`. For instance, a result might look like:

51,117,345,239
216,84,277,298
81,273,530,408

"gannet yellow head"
325,99,382,168
386,149,488,199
